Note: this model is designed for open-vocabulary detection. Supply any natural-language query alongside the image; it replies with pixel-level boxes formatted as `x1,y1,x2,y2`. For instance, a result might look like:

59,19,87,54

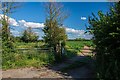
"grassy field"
65,40,93,58
2,40,93,69
66,40,93,50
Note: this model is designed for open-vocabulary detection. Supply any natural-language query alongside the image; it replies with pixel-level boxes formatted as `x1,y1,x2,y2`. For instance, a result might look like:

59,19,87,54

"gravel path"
2,67,64,78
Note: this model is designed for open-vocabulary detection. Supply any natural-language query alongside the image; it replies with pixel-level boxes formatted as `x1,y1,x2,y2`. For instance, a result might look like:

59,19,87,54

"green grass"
65,40,93,58
15,41,44,48
2,50,55,70
2,41,52,70
2,40,94,69
66,40,93,51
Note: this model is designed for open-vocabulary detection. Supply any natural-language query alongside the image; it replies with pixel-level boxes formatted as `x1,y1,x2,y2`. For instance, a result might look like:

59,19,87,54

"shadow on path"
46,56,96,78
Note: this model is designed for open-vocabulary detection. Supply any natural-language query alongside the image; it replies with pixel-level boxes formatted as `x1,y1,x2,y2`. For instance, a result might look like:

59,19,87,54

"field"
2,40,93,69
65,40,93,58
66,40,93,51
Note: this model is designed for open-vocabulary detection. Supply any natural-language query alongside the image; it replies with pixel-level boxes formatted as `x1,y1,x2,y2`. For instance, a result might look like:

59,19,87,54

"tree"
88,2,120,79
43,2,68,62
1,2,19,53
21,27,39,43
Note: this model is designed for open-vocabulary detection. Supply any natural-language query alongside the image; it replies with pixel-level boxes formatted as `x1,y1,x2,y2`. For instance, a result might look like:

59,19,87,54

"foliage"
2,41,54,69
2,50,54,69
88,2,120,79
43,2,68,62
21,27,39,43
1,2,18,54
14,36,22,42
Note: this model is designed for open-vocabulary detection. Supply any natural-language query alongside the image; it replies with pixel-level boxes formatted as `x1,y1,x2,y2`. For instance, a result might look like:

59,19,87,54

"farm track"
1,46,96,78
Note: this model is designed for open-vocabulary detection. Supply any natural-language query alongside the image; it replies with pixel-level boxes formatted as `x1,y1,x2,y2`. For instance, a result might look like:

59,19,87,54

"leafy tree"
1,2,19,53
43,2,68,62
21,27,39,43
88,2,120,79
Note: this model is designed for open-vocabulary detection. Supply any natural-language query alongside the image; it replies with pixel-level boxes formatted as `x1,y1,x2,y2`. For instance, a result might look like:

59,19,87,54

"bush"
21,27,39,43
88,2,120,79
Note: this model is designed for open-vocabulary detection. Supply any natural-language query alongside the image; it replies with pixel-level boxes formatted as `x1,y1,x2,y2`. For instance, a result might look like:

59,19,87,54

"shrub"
88,2,120,79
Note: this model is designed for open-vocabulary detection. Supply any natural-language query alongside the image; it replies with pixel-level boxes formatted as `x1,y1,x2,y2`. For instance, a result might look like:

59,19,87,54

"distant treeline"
14,36,91,42
67,38,91,41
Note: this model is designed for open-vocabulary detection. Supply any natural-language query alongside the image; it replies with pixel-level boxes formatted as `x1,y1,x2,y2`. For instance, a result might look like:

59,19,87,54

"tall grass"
15,42,44,48
2,50,54,70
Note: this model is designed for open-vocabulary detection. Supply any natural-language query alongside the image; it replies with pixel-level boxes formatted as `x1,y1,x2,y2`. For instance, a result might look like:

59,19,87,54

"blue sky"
1,2,113,39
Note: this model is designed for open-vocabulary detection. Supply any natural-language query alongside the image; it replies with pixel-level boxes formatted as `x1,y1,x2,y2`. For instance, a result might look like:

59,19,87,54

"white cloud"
10,30,20,36
0,14,19,26
81,16,86,20
8,18,19,26
18,20,44,28
82,34,93,40
65,27,85,35
65,27,93,39
10,30,19,34
0,14,44,28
